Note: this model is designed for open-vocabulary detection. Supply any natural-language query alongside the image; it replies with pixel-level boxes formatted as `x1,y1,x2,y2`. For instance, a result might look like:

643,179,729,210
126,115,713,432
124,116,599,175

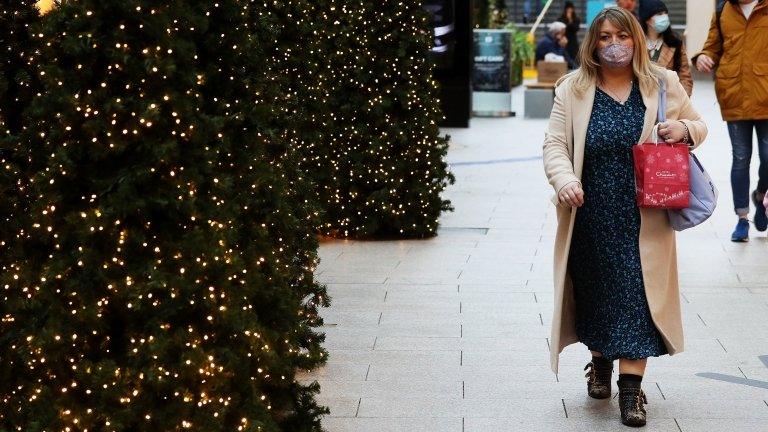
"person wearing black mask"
559,1,581,66
640,0,692,95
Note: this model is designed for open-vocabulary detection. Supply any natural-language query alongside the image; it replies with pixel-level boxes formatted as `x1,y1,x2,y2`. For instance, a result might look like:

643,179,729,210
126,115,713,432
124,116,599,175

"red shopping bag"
632,134,690,209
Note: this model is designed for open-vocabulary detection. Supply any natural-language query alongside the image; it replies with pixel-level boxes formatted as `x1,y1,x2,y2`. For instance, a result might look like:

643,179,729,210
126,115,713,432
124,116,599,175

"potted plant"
505,25,535,87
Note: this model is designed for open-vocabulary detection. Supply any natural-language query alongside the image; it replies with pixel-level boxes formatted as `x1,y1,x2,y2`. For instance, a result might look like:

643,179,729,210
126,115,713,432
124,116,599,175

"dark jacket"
558,14,581,65
536,34,577,69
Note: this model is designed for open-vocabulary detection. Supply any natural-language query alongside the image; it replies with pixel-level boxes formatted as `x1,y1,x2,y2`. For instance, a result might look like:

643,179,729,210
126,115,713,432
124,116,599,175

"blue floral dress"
568,82,668,361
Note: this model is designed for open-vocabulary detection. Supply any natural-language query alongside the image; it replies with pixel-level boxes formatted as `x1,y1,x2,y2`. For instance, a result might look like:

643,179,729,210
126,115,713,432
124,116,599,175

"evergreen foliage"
0,0,39,136
0,1,328,430
299,0,455,239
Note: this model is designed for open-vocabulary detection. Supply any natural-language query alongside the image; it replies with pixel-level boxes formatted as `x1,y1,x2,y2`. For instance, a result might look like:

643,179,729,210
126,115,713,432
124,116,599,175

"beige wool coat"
543,69,708,373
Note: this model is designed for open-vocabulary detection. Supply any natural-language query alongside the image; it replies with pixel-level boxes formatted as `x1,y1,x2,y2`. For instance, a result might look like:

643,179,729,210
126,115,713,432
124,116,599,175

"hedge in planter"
303,0,455,239
0,1,328,430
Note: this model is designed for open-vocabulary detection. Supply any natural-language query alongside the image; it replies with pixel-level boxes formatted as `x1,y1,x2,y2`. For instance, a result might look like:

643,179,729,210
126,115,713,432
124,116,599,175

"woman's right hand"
695,54,715,73
559,182,584,208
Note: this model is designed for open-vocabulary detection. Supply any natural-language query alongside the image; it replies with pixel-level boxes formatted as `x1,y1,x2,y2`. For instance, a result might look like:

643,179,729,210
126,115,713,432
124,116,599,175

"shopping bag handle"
652,76,667,146
658,77,667,123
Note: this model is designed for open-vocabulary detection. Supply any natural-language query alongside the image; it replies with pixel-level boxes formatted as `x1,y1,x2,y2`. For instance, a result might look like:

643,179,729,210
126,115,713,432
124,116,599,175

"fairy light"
2,0,328,430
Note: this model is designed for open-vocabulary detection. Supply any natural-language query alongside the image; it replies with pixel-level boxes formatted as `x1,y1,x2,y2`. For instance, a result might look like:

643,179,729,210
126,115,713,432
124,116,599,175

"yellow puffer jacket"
693,0,768,121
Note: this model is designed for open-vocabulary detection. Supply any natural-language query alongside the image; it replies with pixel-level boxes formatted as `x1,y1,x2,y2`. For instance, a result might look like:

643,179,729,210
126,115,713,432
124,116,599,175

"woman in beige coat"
543,7,707,427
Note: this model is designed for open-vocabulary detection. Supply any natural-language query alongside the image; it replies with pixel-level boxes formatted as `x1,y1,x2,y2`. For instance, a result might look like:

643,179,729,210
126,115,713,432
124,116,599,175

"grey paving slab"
676,419,768,432
565,397,768,420
464,418,681,432
356,397,563,419
315,396,361,417
296,363,369,382
322,334,376,350
326,349,460,366
657,377,768,400
320,417,462,432
311,379,462,399
372,336,546,352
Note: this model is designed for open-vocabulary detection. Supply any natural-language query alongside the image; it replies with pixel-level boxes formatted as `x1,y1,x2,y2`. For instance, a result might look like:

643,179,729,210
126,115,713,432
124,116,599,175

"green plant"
506,25,536,65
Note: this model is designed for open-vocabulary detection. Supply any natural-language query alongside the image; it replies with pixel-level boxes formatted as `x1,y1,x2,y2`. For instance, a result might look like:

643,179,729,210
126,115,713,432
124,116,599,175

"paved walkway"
299,80,768,432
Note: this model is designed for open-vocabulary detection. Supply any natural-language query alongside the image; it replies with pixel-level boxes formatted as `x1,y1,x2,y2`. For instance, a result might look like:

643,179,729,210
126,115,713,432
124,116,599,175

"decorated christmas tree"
0,1,328,430
294,0,455,239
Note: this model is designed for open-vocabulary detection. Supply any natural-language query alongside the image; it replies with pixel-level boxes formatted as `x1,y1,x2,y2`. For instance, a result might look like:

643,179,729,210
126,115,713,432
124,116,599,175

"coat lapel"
639,78,661,144
571,82,595,178
658,45,675,70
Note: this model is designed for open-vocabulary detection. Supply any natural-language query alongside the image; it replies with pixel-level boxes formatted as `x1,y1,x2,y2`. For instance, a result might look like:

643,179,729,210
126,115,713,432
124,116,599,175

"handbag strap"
657,76,667,123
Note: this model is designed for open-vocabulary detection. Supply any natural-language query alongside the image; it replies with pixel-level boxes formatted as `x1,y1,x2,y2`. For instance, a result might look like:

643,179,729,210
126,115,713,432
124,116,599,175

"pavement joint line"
354,398,361,417
738,366,748,379
364,364,370,381
674,418,683,432
680,292,690,304
716,338,727,353
533,292,538,303
561,398,568,418
372,337,377,350
462,381,465,399
383,291,388,302
539,313,544,326
697,314,707,326
460,351,463,366
655,382,666,400
377,312,382,326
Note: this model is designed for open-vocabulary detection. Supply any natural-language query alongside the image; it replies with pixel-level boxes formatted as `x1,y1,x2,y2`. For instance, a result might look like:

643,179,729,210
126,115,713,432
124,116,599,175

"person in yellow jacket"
693,0,768,241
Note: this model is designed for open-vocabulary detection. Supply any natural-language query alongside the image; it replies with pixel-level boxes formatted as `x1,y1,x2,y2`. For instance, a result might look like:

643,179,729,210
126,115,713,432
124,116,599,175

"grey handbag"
656,78,718,231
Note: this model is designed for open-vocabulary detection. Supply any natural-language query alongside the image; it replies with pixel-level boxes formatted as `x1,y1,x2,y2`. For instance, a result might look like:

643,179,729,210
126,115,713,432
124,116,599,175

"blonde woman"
543,7,707,427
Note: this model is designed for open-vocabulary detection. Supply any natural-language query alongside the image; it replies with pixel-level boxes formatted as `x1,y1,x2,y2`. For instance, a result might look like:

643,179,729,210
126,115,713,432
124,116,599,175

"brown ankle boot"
583,359,613,399
618,380,648,427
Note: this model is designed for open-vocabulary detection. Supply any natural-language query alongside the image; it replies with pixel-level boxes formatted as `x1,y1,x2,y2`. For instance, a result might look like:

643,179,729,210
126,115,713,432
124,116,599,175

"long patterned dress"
568,82,668,361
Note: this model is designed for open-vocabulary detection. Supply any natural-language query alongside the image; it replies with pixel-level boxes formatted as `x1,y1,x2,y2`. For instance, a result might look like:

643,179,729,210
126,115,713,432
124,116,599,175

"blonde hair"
568,7,663,95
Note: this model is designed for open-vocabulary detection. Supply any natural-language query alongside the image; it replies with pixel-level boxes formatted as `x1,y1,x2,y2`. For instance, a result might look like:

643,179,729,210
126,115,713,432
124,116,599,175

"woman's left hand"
657,121,687,144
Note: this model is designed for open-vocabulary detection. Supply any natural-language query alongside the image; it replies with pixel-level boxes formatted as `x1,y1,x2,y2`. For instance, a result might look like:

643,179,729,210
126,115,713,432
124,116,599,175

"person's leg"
728,121,754,241
755,120,768,195
618,358,648,427
728,120,755,217
585,350,613,399
752,120,768,232
618,357,647,376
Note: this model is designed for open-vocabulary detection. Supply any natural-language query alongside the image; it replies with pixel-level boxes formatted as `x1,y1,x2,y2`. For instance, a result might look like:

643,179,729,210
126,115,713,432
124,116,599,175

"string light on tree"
1,1,328,430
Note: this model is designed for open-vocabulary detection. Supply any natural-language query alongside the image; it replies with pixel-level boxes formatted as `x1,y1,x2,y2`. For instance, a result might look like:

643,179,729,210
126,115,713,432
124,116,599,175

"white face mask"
652,15,670,33
598,43,634,68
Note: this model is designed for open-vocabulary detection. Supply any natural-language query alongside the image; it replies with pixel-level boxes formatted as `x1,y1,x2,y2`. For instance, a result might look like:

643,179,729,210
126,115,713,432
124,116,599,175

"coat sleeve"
677,43,693,96
692,12,723,66
543,81,580,199
666,71,707,150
